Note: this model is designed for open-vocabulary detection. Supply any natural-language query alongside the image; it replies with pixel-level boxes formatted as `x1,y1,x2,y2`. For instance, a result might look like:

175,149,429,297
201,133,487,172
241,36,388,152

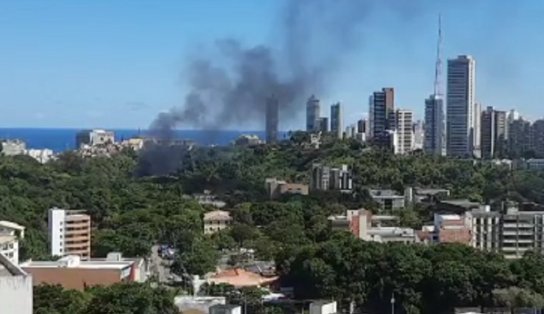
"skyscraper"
265,97,279,144
330,102,343,139
508,117,532,158
306,95,320,132
480,106,495,159
369,88,395,146
392,109,413,155
424,95,445,155
318,117,329,133
446,55,477,158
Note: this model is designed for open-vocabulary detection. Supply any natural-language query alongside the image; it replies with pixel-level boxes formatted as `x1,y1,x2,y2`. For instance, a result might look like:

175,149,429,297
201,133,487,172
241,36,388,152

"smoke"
150,0,422,137
139,0,421,176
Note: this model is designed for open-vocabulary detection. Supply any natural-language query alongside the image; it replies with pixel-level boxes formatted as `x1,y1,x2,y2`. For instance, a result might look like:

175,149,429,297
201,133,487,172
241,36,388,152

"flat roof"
440,199,481,208
20,260,133,270
0,221,25,231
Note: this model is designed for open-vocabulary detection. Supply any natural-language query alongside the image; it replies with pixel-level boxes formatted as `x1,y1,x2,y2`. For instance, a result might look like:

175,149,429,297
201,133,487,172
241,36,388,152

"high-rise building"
480,106,495,159
446,55,477,158
306,95,320,132
369,88,395,146
48,208,91,260
480,106,508,159
532,119,544,157
357,119,366,134
424,95,445,155
412,120,424,151
508,118,532,158
318,117,329,133
392,109,413,155
265,97,279,144
330,103,343,139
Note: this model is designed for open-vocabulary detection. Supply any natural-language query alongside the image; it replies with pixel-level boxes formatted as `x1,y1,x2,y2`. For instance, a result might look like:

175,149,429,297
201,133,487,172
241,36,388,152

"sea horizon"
0,128,290,152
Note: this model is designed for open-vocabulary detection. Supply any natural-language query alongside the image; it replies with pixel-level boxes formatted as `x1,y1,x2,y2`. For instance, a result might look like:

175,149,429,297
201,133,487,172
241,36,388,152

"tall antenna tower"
433,14,443,97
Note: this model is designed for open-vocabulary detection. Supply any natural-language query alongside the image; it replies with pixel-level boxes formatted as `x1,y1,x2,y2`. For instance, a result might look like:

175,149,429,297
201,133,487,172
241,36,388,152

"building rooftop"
20,255,133,270
208,268,278,288
0,220,25,231
369,189,404,199
440,199,481,209
204,210,232,222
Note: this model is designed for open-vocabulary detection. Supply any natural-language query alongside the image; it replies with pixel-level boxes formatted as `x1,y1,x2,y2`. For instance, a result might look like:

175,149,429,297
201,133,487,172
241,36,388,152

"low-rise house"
0,253,33,314
25,148,55,163
433,214,472,245
234,134,263,147
20,255,141,290
438,199,482,214
120,137,144,151
265,178,309,199
194,191,227,208
204,210,233,235
208,268,278,288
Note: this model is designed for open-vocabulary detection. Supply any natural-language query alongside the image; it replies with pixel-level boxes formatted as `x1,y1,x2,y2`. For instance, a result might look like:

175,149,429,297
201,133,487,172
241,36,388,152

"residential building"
433,214,472,245
120,137,145,151
311,163,352,192
369,189,405,211
437,199,482,214
21,255,138,290
1,140,26,156
508,118,532,158
0,221,25,265
25,148,54,163
209,304,242,314
481,106,508,159
391,109,413,155
306,95,321,132
532,119,544,157
328,209,415,244
412,120,424,150
446,55,478,158
311,163,331,191
90,252,149,283
0,253,33,314
265,178,309,199
317,117,329,133
409,188,451,204
48,208,91,260
369,88,395,146
467,206,501,253
424,94,445,155
76,129,115,148
192,190,227,208
203,210,232,235
330,103,343,138
309,301,337,314
265,97,279,144
524,159,544,170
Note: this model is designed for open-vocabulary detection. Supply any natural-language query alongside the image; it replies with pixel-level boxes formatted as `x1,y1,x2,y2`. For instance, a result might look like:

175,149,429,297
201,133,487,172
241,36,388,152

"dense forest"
3,135,544,313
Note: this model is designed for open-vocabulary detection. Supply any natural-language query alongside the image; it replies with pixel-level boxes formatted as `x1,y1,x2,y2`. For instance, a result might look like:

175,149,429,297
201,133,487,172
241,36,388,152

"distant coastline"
0,128,289,152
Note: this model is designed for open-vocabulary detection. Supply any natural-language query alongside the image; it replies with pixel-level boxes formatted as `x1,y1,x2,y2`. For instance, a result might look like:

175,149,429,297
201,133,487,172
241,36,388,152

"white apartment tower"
393,109,413,155
424,95,445,155
446,55,478,158
48,208,91,260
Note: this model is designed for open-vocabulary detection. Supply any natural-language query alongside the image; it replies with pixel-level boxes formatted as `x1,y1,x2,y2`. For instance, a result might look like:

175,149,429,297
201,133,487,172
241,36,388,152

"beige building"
204,210,232,235
265,178,309,199
48,208,91,260
20,254,142,291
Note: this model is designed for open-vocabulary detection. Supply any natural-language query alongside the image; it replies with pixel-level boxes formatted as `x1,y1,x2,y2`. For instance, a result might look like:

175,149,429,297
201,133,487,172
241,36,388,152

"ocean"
0,128,289,152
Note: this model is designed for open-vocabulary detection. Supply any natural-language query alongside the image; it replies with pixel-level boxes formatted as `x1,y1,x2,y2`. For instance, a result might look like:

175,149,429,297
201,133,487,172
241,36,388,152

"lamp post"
391,292,395,314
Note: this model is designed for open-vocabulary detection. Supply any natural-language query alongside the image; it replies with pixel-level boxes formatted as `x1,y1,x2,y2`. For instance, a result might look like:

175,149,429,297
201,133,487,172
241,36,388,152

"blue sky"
0,0,543,130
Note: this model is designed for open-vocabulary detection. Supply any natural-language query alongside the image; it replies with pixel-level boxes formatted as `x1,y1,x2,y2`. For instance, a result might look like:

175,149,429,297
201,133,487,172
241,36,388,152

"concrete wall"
0,275,33,314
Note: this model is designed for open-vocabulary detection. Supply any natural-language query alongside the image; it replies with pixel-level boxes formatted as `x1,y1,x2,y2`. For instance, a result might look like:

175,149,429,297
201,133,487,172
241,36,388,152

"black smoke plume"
139,0,420,175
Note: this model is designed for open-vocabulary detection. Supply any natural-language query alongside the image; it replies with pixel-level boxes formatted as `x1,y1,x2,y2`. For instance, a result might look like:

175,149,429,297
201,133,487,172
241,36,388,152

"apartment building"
203,210,233,235
311,163,353,192
48,208,91,260
0,221,25,265
21,255,137,290
264,178,309,199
